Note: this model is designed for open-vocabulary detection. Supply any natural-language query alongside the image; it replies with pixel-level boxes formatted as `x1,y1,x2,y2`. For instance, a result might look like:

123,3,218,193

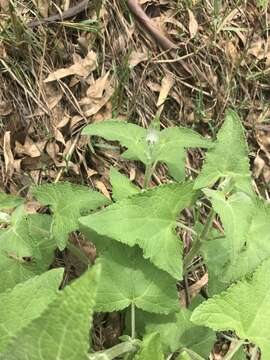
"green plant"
0,109,269,359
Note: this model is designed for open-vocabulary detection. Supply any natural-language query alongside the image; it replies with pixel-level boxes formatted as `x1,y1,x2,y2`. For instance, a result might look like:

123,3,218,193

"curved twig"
126,0,177,51
27,0,90,28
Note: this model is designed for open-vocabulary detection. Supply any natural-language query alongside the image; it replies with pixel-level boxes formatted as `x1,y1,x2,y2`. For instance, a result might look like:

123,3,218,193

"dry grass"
1,0,270,194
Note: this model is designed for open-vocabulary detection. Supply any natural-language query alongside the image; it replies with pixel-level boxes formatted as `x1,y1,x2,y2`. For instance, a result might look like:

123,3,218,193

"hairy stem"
143,163,153,189
88,340,139,360
131,302,136,339
184,209,215,270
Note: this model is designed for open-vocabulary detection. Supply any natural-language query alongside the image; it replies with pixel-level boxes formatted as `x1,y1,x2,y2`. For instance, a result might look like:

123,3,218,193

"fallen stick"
28,0,90,28
126,0,177,51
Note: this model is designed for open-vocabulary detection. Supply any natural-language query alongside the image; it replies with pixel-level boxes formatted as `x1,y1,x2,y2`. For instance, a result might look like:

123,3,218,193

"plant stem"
223,340,245,360
200,209,215,241
183,235,201,270
88,340,139,360
131,302,136,339
179,348,205,360
143,163,153,189
176,222,198,235
184,209,215,270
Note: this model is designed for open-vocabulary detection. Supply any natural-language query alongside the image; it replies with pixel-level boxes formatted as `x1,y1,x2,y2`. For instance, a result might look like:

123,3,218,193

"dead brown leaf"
0,100,12,116
80,75,114,118
86,72,110,99
0,0,9,12
46,142,61,166
248,37,265,60
128,50,148,68
188,9,198,39
180,273,208,307
156,73,174,108
94,180,111,200
225,40,239,65
3,131,15,176
15,136,46,158
44,51,97,83
35,0,49,18
53,127,65,145
253,154,265,178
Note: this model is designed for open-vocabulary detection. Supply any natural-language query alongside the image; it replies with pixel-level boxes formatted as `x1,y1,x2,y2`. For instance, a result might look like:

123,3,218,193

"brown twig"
28,0,90,28
126,0,195,78
126,0,177,51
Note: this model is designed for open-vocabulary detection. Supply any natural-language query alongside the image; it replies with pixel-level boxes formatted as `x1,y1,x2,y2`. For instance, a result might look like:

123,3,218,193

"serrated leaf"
80,182,198,279
0,205,34,257
95,242,179,314
27,213,56,268
0,268,63,352
200,237,230,296
202,191,270,282
110,168,140,201
83,120,147,162
204,190,254,263
32,182,109,250
134,333,164,360
83,120,211,181
143,308,215,357
0,192,23,209
191,258,270,359
175,349,205,360
0,213,57,293
2,264,100,360
0,252,37,293
153,127,212,181
194,110,252,192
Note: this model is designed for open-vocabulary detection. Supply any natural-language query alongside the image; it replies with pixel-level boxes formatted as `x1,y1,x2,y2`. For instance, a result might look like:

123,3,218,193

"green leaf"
2,264,101,360
95,242,179,314
153,127,212,181
32,182,110,250
0,213,57,293
203,190,254,264
0,268,63,352
194,110,252,192
202,190,270,282
0,192,23,209
82,120,148,162
200,237,230,296
27,213,56,268
0,205,34,257
143,308,215,357
191,258,270,360
110,167,140,201
82,120,211,181
134,333,164,360
80,182,198,279
175,349,205,360
0,252,37,293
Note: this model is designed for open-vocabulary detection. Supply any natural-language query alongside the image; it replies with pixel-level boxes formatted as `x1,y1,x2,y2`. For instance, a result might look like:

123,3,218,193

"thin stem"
184,236,201,270
179,348,205,360
223,340,245,360
143,163,153,189
200,209,215,242
184,209,215,270
176,222,198,235
131,302,136,339
88,340,139,360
